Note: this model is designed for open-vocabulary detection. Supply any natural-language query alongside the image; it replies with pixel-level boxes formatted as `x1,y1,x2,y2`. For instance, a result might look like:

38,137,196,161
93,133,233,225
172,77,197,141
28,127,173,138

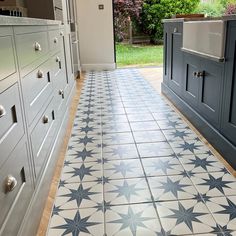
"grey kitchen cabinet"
183,54,224,129
221,21,236,146
0,138,33,236
163,22,184,97
0,16,76,236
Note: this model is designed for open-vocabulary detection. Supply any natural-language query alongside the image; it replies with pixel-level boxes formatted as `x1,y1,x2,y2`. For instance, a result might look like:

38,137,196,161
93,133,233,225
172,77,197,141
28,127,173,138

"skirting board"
162,82,236,170
81,63,116,71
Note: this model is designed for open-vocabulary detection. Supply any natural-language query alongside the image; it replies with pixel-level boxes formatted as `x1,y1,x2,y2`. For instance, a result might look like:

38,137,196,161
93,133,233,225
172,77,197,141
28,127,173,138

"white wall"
76,0,116,71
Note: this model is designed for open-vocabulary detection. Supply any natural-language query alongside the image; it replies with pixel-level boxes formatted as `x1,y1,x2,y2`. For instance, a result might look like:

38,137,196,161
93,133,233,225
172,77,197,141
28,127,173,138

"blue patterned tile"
103,132,134,146
133,130,166,143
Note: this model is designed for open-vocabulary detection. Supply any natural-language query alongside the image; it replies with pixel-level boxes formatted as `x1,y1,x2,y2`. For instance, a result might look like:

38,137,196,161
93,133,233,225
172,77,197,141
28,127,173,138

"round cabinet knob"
60,31,64,36
37,70,44,79
59,89,64,96
54,37,58,44
5,175,17,193
34,42,42,51
42,115,49,124
0,105,6,118
174,27,178,33
56,56,61,63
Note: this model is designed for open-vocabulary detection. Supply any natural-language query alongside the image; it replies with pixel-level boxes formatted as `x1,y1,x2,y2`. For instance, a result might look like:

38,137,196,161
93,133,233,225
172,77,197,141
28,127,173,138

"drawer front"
0,28,17,87
0,140,33,236
22,60,53,125
0,83,24,167
48,29,62,53
15,28,49,69
30,99,57,178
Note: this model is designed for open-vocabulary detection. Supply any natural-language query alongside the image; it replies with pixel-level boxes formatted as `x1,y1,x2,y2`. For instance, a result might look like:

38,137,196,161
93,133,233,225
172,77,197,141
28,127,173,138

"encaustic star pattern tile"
47,69,236,236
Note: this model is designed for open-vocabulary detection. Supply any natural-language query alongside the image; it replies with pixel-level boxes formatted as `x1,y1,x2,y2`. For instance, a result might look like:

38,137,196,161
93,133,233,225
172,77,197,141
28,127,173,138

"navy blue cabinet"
221,21,236,146
163,22,183,97
183,54,224,129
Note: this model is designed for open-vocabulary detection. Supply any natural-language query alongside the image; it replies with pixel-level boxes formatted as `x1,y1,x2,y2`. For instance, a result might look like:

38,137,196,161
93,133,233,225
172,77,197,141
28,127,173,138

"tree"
114,0,143,42
141,0,199,44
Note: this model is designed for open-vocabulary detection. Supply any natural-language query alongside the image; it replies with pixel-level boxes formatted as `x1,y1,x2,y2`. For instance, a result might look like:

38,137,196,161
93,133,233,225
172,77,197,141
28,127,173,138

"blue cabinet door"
198,59,224,129
183,53,200,109
168,22,183,97
221,22,236,146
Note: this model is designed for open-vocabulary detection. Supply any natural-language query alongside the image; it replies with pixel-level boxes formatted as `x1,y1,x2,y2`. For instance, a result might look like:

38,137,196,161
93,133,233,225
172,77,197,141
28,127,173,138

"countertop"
0,15,61,25
162,14,236,23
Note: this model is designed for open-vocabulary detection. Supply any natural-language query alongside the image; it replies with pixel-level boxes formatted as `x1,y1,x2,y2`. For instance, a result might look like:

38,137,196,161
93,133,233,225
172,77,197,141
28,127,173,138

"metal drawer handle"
5,175,17,193
0,105,6,118
54,37,58,44
37,70,44,79
42,115,49,124
34,42,42,51
56,56,61,62
193,71,205,78
174,27,178,33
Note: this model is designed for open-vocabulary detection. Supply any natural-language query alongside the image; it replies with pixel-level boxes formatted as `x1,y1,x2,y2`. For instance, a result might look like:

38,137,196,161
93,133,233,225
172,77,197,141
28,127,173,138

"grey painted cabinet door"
168,23,183,97
198,59,223,129
221,22,236,146
183,54,200,109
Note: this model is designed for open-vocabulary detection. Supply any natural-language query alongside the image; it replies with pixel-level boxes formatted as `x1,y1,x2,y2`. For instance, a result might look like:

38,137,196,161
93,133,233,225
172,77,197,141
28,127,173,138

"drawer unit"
21,60,53,126
15,26,49,70
0,139,33,236
30,99,57,178
0,27,18,92
48,28,62,53
0,83,24,167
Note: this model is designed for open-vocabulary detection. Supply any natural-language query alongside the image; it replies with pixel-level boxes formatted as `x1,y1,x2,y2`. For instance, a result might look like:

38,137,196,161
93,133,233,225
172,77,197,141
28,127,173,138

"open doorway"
113,0,163,68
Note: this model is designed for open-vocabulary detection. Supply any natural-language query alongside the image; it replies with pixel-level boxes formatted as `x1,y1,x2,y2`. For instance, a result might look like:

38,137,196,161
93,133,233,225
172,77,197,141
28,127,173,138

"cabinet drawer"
48,29,62,53
0,140,33,236
30,99,57,178
15,27,49,70
22,60,53,125
0,83,24,167
0,27,17,90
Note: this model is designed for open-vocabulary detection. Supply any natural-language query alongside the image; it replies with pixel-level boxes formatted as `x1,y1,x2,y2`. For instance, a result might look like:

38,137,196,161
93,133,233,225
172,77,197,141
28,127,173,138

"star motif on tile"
75,148,96,161
109,206,153,235
61,184,96,207
179,141,201,153
171,130,188,139
52,205,63,216
78,136,96,145
109,180,144,201
188,155,216,171
158,177,190,198
58,180,66,188
218,198,236,221
82,117,94,124
200,175,232,194
53,211,99,235
80,126,95,133
110,162,135,177
66,164,96,180
95,200,111,213
64,160,72,166
166,202,203,232
150,159,176,175
110,146,130,158
167,120,179,128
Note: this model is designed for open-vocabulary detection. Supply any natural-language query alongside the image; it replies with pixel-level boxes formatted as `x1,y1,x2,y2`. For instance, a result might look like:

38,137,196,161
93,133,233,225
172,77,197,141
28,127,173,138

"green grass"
116,43,163,67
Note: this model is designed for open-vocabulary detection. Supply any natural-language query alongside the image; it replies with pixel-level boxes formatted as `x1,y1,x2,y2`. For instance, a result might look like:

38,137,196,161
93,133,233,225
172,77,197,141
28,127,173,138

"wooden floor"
37,67,236,236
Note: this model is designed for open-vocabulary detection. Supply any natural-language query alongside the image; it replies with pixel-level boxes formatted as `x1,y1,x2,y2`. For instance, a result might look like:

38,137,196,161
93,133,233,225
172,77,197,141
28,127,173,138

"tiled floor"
47,69,236,236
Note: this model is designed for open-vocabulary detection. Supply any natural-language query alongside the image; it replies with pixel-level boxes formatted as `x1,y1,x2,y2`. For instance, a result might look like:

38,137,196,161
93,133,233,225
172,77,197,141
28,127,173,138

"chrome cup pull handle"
0,105,6,118
34,42,42,51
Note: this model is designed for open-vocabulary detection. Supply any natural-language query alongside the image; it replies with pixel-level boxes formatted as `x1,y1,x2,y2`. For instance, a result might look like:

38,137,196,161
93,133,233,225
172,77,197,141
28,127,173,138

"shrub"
225,3,236,14
114,0,143,42
141,0,199,44
194,2,224,17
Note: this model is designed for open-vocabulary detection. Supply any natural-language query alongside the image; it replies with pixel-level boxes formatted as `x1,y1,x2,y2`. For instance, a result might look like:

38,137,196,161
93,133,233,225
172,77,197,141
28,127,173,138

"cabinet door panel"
163,24,169,85
221,23,236,145
199,60,223,128
169,24,183,96
183,54,199,108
